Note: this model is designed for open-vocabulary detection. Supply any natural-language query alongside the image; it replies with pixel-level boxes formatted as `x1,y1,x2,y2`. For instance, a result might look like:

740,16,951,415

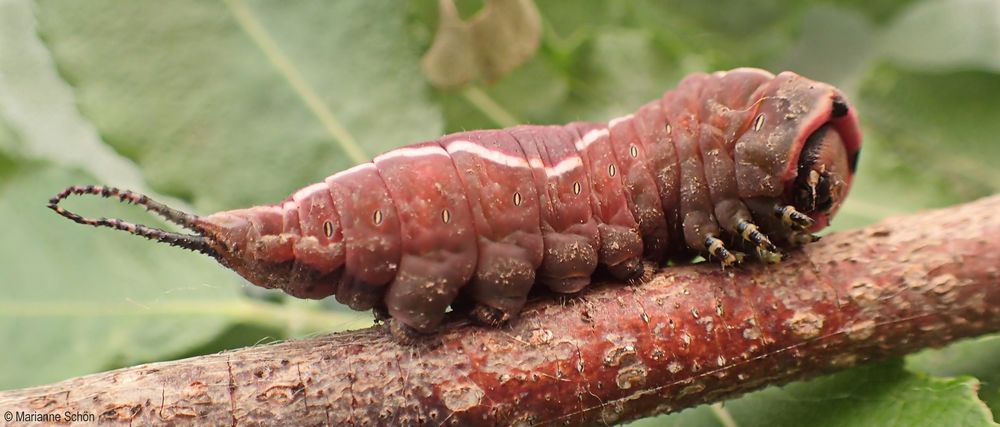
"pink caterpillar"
50,68,862,338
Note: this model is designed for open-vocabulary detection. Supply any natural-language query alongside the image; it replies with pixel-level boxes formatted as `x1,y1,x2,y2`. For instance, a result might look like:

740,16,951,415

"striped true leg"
744,197,819,250
698,126,779,261
661,78,740,267
696,70,781,261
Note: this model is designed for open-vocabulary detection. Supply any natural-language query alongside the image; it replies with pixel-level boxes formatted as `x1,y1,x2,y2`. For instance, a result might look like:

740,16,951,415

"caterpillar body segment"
564,121,645,281
505,125,600,295
50,68,862,337
439,131,544,327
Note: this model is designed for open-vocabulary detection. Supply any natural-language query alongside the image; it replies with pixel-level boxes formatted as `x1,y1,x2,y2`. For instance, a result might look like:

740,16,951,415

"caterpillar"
49,68,861,339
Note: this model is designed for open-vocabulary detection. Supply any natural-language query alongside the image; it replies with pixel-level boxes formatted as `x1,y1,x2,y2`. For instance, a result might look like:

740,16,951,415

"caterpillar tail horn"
47,185,218,258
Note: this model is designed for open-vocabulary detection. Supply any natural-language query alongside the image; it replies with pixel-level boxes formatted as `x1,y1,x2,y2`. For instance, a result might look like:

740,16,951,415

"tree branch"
2,196,998,426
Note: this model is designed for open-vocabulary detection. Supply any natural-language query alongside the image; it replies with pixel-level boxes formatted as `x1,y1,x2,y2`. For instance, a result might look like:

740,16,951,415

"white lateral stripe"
445,140,529,168
718,67,775,80
374,145,450,162
574,128,608,151
330,162,375,180
292,182,330,202
608,114,634,128
359,138,585,181
546,157,583,177
447,139,583,177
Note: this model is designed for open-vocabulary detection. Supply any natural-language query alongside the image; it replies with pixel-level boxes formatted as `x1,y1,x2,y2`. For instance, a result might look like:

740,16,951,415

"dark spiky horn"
48,185,216,257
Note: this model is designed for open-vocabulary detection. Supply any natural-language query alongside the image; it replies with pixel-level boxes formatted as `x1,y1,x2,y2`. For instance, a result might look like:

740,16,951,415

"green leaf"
0,0,372,388
773,5,877,90
881,0,1000,73
557,29,685,122
720,360,996,427
826,69,991,229
1,1,252,389
909,335,1000,422
34,0,443,212
0,0,150,190
3,3,999,424
636,360,997,426
0,161,242,389
840,65,1000,230
0,118,20,172
0,157,366,389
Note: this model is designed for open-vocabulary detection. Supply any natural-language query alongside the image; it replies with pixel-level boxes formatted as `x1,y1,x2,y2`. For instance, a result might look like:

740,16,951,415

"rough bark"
2,195,998,426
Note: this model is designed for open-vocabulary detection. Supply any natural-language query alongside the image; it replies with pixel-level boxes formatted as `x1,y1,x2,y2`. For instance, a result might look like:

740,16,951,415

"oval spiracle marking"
753,113,766,132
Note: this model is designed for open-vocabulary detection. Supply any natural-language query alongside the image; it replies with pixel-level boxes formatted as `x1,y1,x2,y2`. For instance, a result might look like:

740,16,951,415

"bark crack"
295,362,309,415
226,355,237,427
345,348,357,425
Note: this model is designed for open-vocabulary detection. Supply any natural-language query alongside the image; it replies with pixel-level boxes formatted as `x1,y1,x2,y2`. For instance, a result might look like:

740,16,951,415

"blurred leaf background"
0,0,998,424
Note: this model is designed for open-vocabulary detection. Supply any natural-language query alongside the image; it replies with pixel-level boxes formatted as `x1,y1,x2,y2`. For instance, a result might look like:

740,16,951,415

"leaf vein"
224,0,368,163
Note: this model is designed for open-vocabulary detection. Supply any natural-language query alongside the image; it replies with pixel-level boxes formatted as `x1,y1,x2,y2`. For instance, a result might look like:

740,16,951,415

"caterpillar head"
790,119,853,230
736,72,862,231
